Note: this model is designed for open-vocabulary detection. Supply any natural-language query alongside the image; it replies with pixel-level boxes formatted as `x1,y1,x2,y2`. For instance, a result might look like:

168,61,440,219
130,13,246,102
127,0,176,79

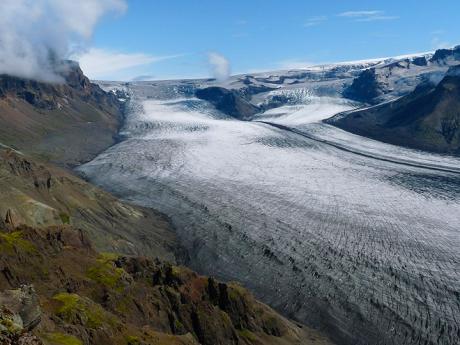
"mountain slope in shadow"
328,65,460,154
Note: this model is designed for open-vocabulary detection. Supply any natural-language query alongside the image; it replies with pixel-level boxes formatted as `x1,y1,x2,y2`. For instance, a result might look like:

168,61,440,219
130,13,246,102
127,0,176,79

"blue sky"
79,0,460,80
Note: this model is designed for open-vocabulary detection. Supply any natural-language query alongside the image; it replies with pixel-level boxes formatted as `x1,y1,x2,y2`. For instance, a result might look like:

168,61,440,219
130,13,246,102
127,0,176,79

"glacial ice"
79,82,460,345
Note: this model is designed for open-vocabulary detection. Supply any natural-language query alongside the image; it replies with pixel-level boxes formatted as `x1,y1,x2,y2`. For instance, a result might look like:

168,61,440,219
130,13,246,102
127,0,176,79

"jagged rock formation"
429,46,460,64
195,87,260,120
0,225,333,345
0,147,178,261
328,65,460,154
0,61,124,167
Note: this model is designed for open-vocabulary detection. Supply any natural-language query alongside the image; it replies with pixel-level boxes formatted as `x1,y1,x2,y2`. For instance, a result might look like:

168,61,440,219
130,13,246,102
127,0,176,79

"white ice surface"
79,89,460,345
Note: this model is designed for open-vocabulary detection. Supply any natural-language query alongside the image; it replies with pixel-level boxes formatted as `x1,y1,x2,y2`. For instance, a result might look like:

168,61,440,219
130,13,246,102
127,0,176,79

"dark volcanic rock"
342,68,385,104
411,56,428,66
195,86,260,120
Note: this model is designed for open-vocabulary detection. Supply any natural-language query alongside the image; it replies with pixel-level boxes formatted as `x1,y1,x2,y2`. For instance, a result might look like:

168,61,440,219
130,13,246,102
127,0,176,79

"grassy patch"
53,293,114,329
59,212,70,224
0,231,37,254
86,252,126,289
125,335,141,345
238,328,257,341
42,332,83,345
54,293,79,314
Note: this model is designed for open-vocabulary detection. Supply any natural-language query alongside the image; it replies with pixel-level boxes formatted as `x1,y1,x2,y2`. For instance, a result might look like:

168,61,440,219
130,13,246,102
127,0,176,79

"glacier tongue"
79,81,460,345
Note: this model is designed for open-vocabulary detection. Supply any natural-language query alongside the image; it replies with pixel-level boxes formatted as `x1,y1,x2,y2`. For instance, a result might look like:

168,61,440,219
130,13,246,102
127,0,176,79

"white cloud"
0,0,127,82
339,10,382,17
304,16,327,27
76,48,183,80
208,52,231,81
338,10,398,22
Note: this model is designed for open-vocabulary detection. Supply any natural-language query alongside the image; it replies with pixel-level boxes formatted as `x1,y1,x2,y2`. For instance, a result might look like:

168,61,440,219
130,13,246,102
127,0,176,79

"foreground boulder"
0,285,43,345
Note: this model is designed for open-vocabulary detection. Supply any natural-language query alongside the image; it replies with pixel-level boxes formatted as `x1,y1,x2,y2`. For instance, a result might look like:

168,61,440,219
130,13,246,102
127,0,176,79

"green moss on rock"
59,213,70,225
42,332,83,345
125,335,141,345
53,293,115,329
86,252,127,289
238,328,257,341
0,231,37,254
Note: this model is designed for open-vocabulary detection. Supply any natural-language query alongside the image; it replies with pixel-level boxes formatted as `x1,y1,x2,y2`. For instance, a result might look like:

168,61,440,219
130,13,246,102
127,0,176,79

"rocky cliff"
0,61,124,167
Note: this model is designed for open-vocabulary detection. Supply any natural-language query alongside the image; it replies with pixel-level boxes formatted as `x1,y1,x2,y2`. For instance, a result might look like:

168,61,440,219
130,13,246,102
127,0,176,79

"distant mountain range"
190,46,460,155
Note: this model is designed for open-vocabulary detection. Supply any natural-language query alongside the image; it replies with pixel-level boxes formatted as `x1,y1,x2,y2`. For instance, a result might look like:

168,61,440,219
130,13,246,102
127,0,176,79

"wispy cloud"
304,16,327,27
338,10,398,22
208,52,231,81
339,10,381,17
76,48,183,80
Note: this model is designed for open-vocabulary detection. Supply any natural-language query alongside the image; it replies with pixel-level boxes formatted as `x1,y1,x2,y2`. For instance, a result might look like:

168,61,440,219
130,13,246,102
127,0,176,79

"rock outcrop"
0,285,43,345
342,68,387,104
195,87,260,120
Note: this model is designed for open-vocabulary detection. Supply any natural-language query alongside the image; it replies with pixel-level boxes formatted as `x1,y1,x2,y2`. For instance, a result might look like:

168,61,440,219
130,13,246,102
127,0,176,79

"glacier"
80,71,460,345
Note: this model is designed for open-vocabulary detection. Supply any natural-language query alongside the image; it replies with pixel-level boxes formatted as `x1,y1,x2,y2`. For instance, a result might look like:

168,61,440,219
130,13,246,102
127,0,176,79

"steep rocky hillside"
0,225,333,345
0,147,178,261
328,65,460,154
0,61,123,167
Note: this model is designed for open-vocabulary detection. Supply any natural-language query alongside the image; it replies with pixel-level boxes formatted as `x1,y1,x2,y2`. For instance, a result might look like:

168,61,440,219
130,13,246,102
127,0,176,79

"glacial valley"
80,52,460,345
